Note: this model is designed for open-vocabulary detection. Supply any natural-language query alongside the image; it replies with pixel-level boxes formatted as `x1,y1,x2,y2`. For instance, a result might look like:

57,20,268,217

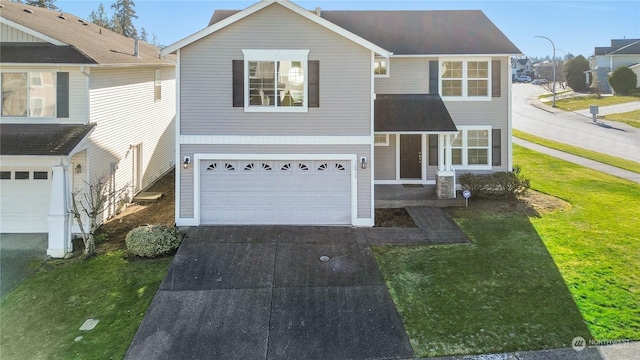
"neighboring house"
512,57,532,78
0,1,176,257
532,60,565,82
587,39,640,93
161,0,520,227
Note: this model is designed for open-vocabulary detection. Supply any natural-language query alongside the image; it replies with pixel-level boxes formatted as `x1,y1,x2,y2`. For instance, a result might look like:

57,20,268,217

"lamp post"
536,35,556,107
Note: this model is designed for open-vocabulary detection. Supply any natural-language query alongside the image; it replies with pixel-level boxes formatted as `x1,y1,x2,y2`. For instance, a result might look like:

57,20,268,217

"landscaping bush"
125,225,182,257
563,55,590,91
459,166,530,199
608,66,637,96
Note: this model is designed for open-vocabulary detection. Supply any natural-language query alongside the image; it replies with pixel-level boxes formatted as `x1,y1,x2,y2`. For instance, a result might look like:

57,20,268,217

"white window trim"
452,126,492,170
374,56,389,78
439,57,491,101
374,133,389,146
242,49,310,113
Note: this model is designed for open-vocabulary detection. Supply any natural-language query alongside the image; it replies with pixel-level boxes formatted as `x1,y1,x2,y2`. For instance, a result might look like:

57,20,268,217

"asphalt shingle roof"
210,8,521,55
0,124,95,156
374,94,457,132
0,0,174,65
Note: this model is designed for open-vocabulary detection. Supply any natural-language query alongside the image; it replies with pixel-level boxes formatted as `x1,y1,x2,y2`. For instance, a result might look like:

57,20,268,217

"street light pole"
536,35,556,107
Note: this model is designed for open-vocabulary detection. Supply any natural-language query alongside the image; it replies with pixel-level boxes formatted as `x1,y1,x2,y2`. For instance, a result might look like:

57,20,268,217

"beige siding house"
0,1,176,257
162,0,520,227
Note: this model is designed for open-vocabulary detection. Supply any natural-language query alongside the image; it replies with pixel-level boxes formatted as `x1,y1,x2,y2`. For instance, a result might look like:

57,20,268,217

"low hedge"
459,166,530,199
125,225,182,258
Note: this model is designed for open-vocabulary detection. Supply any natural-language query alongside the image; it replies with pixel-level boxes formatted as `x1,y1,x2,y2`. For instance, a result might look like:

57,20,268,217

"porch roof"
374,94,457,132
0,124,95,156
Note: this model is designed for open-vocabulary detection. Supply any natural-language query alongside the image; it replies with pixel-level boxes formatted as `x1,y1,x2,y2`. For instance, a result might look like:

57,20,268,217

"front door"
400,134,422,179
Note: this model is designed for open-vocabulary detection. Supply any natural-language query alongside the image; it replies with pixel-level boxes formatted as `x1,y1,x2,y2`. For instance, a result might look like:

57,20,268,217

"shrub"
563,55,590,91
125,225,182,258
608,66,637,96
458,166,530,199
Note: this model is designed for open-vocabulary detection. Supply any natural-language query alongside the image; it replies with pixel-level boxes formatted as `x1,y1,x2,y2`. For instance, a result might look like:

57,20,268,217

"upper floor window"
242,49,309,112
1,72,56,117
374,57,388,77
440,59,490,100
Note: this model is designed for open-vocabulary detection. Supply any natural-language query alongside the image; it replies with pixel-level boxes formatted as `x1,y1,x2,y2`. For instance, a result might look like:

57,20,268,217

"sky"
54,0,640,58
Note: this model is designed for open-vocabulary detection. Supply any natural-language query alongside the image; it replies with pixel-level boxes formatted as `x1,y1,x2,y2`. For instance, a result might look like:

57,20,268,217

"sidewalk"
535,92,640,119
513,138,640,184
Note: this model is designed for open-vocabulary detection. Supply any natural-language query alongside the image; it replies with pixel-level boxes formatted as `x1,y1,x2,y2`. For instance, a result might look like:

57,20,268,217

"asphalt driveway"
126,226,415,360
0,233,48,299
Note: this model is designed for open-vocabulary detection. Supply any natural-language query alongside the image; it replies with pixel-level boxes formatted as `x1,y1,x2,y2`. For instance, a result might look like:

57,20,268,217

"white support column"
436,133,456,199
445,134,452,171
438,134,445,172
47,164,71,258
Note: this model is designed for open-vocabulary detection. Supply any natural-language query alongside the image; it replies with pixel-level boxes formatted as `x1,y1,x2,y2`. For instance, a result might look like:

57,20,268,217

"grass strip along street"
373,145,639,357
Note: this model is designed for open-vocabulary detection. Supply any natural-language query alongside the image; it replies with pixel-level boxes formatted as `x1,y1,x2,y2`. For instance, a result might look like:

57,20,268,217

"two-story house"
161,0,520,227
587,38,640,93
0,1,176,257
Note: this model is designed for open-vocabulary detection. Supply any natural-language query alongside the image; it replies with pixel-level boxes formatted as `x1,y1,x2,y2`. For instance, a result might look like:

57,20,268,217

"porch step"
133,192,163,203
375,198,465,209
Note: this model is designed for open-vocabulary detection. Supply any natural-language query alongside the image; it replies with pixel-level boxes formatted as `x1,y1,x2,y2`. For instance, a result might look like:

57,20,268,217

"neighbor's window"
440,59,490,100
374,57,388,77
1,72,56,117
452,127,491,168
243,49,309,112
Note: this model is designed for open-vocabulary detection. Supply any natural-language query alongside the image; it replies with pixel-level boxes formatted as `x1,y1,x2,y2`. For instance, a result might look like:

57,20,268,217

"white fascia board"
0,17,67,46
391,53,522,58
160,0,390,58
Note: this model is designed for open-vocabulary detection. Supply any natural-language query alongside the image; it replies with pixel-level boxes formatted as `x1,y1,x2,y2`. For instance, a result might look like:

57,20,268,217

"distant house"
586,39,640,93
532,60,564,82
161,0,520,227
512,57,532,78
0,1,176,257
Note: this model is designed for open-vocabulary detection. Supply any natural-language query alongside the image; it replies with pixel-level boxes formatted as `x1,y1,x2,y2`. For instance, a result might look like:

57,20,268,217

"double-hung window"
440,58,490,100
1,72,56,117
243,49,309,112
374,57,389,77
451,126,492,169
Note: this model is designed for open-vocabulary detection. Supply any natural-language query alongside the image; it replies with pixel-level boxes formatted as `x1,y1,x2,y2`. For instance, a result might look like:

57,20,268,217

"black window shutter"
56,72,69,118
492,129,501,166
492,60,501,97
428,134,438,166
308,60,319,108
429,60,439,94
232,60,244,107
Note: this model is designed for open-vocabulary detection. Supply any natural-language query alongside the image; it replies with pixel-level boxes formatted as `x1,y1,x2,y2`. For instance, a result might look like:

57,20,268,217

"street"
511,83,640,163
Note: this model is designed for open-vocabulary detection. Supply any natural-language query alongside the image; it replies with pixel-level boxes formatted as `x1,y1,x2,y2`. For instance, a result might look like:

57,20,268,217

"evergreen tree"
110,0,138,38
139,27,148,42
88,3,112,30
25,0,58,10
608,66,637,95
563,55,590,91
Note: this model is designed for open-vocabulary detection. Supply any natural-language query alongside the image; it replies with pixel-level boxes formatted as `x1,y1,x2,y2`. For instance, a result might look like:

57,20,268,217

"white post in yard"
47,164,71,258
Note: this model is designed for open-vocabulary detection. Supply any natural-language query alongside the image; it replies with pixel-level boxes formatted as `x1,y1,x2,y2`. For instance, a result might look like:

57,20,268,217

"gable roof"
0,124,95,156
210,8,521,56
161,0,390,57
0,0,173,66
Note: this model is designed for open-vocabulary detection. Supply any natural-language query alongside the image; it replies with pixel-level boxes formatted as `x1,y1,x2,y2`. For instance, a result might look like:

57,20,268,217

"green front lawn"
551,95,640,111
0,252,172,359
374,145,639,357
603,109,640,129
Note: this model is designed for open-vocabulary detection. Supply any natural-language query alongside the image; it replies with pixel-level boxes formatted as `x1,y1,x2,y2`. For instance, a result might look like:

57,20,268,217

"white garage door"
0,170,51,233
200,159,352,225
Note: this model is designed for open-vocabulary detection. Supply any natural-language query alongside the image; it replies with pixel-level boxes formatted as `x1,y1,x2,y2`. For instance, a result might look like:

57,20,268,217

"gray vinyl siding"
374,134,396,180
89,67,176,211
179,4,372,136
375,57,432,94
179,144,371,219
0,23,45,42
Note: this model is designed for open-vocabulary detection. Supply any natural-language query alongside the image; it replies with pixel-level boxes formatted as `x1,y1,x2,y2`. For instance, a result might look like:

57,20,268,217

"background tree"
25,0,58,10
88,3,113,30
111,0,138,38
139,27,148,42
608,66,637,95
563,55,590,91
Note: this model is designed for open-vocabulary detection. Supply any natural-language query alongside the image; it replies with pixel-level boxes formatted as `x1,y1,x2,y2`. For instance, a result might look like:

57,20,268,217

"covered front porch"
373,94,459,199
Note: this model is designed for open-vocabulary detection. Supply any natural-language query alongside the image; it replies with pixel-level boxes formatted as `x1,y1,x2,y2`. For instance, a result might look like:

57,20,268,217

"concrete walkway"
513,138,640,184
573,100,640,118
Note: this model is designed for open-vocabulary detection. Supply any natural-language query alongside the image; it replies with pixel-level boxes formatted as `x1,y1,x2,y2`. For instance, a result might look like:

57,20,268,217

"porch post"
47,164,71,258
436,133,456,199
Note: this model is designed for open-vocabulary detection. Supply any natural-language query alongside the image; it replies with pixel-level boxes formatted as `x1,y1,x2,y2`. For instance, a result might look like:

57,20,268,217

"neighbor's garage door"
200,159,351,225
0,169,51,233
